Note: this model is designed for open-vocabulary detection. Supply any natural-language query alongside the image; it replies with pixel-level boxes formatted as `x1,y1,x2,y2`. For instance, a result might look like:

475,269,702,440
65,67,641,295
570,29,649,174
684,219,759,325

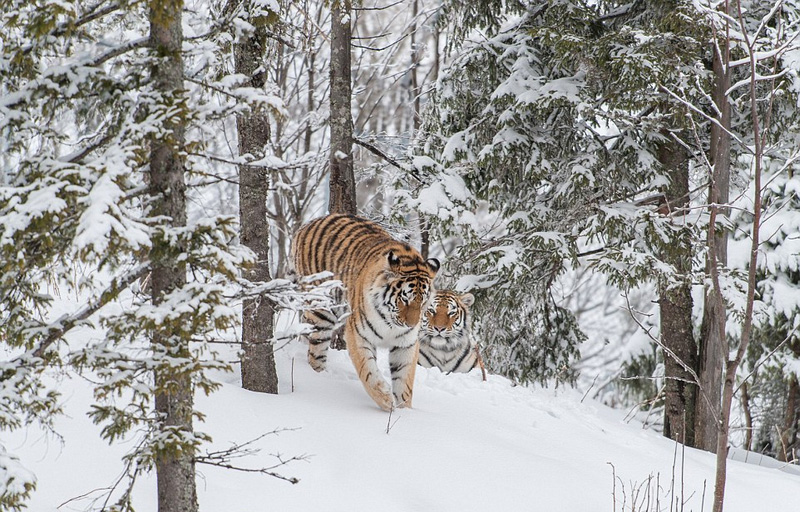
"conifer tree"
410,0,708,385
0,0,309,508
147,1,199,509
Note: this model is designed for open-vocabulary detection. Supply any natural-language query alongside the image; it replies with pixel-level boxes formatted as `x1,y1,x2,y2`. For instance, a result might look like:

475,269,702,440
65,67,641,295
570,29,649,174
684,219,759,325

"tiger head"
422,291,475,342
381,248,440,327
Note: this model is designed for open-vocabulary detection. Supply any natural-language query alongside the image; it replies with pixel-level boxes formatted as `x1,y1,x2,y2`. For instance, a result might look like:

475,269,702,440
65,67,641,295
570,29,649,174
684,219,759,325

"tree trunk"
410,0,430,260
741,380,753,451
696,21,732,453
712,6,764,509
328,0,355,351
657,132,697,446
148,1,197,510
778,375,799,462
329,0,357,216
235,1,279,394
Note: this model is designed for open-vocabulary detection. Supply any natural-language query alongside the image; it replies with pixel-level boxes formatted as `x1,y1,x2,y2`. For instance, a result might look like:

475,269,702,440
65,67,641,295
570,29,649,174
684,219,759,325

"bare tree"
259,0,328,277
695,0,732,453
235,0,279,394
148,0,197,509
706,2,794,510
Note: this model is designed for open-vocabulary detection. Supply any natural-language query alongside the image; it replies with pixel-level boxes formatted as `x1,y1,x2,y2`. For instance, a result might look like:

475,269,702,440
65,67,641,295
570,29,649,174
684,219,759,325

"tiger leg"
304,309,338,372
389,341,420,408
345,320,393,411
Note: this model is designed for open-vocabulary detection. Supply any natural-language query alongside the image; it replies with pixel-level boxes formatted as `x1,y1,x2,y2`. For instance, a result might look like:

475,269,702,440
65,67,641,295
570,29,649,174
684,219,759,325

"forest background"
2,1,800,511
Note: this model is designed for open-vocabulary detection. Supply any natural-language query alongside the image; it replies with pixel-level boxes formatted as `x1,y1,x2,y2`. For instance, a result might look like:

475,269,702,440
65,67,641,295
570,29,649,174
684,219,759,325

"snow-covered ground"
9,340,800,512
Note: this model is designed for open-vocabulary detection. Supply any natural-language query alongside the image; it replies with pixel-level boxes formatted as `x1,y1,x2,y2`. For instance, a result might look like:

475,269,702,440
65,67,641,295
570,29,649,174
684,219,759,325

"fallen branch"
196,429,306,484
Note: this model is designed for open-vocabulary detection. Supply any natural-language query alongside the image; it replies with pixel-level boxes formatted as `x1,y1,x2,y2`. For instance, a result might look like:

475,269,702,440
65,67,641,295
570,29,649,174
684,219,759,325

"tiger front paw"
369,383,394,412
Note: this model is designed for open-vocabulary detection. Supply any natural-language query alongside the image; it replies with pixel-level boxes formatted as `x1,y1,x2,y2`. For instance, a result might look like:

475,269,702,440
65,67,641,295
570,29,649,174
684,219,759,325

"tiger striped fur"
292,214,440,411
418,291,479,373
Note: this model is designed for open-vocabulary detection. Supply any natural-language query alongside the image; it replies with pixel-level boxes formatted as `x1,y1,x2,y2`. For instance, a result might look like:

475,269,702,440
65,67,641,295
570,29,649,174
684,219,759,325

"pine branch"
63,132,116,164
3,37,149,112
21,1,121,56
29,264,149,359
86,37,150,69
735,326,799,395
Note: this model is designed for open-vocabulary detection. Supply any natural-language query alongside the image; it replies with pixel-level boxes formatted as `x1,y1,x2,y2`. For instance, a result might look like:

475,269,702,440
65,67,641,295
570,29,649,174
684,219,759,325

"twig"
196,458,301,484
196,429,305,484
734,326,798,395
701,479,707,512
353,137,423,182
385,406,400,434
622,292,702,386
608,462,617,512
581,374,600,403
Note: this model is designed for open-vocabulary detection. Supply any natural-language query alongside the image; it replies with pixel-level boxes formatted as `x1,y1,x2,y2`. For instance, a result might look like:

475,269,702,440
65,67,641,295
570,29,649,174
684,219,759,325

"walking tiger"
291,214,439,411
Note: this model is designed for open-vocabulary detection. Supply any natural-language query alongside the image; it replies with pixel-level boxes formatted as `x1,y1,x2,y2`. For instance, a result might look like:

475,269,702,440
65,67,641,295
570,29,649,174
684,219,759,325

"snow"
8,339,800,512
0,444,35,500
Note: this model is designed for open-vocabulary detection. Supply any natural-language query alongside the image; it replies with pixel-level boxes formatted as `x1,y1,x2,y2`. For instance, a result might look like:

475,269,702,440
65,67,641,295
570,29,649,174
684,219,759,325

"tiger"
418,291,480,374
291,214,440,411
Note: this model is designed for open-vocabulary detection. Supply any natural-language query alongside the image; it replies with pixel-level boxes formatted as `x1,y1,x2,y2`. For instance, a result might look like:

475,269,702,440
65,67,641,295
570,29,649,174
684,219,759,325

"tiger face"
423,291,475,342
381,249,440,327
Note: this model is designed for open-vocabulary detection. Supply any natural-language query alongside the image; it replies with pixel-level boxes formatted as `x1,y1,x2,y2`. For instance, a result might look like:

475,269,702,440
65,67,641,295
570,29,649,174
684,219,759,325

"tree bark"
712,5,764,509
741,380,753,451
328,0,355,351
657,132,697,446
235,1,279,394
148,1,197,510
410,0,430,260
329,0,357,216
778,375,799,462
696,18,732,453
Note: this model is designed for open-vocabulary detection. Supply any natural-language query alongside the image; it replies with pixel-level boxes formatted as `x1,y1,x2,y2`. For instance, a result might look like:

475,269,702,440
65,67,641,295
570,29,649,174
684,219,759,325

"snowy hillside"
9,340,800,512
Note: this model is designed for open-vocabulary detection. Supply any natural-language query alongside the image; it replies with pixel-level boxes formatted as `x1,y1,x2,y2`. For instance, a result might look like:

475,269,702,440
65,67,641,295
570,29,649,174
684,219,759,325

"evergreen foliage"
407,0,710,385
0,0,334,508
743,170,800,459
3,0,800,507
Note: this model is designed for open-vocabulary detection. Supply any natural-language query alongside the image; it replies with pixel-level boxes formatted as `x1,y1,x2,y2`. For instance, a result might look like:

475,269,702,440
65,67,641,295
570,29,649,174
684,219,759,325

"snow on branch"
0,443,36,512
238,272,342,313
25,264,149,359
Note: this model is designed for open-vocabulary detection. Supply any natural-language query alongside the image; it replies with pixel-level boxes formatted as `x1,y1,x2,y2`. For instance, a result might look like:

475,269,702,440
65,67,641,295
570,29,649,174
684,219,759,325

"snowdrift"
9,341,800,512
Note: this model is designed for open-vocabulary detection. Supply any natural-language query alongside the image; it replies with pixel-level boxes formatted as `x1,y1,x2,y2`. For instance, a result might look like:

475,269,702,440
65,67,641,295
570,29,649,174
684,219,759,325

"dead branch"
196,429,306,484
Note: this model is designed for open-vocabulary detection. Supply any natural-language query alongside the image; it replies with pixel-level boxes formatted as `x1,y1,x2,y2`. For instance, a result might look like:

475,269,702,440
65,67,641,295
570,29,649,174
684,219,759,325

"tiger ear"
387,250,401,268
426,258,440,273
460,293,475,307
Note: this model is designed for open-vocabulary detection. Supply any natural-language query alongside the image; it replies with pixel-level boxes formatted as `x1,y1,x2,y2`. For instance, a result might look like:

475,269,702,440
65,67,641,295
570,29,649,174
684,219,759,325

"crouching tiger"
418,291,480,373
292,214,439,411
